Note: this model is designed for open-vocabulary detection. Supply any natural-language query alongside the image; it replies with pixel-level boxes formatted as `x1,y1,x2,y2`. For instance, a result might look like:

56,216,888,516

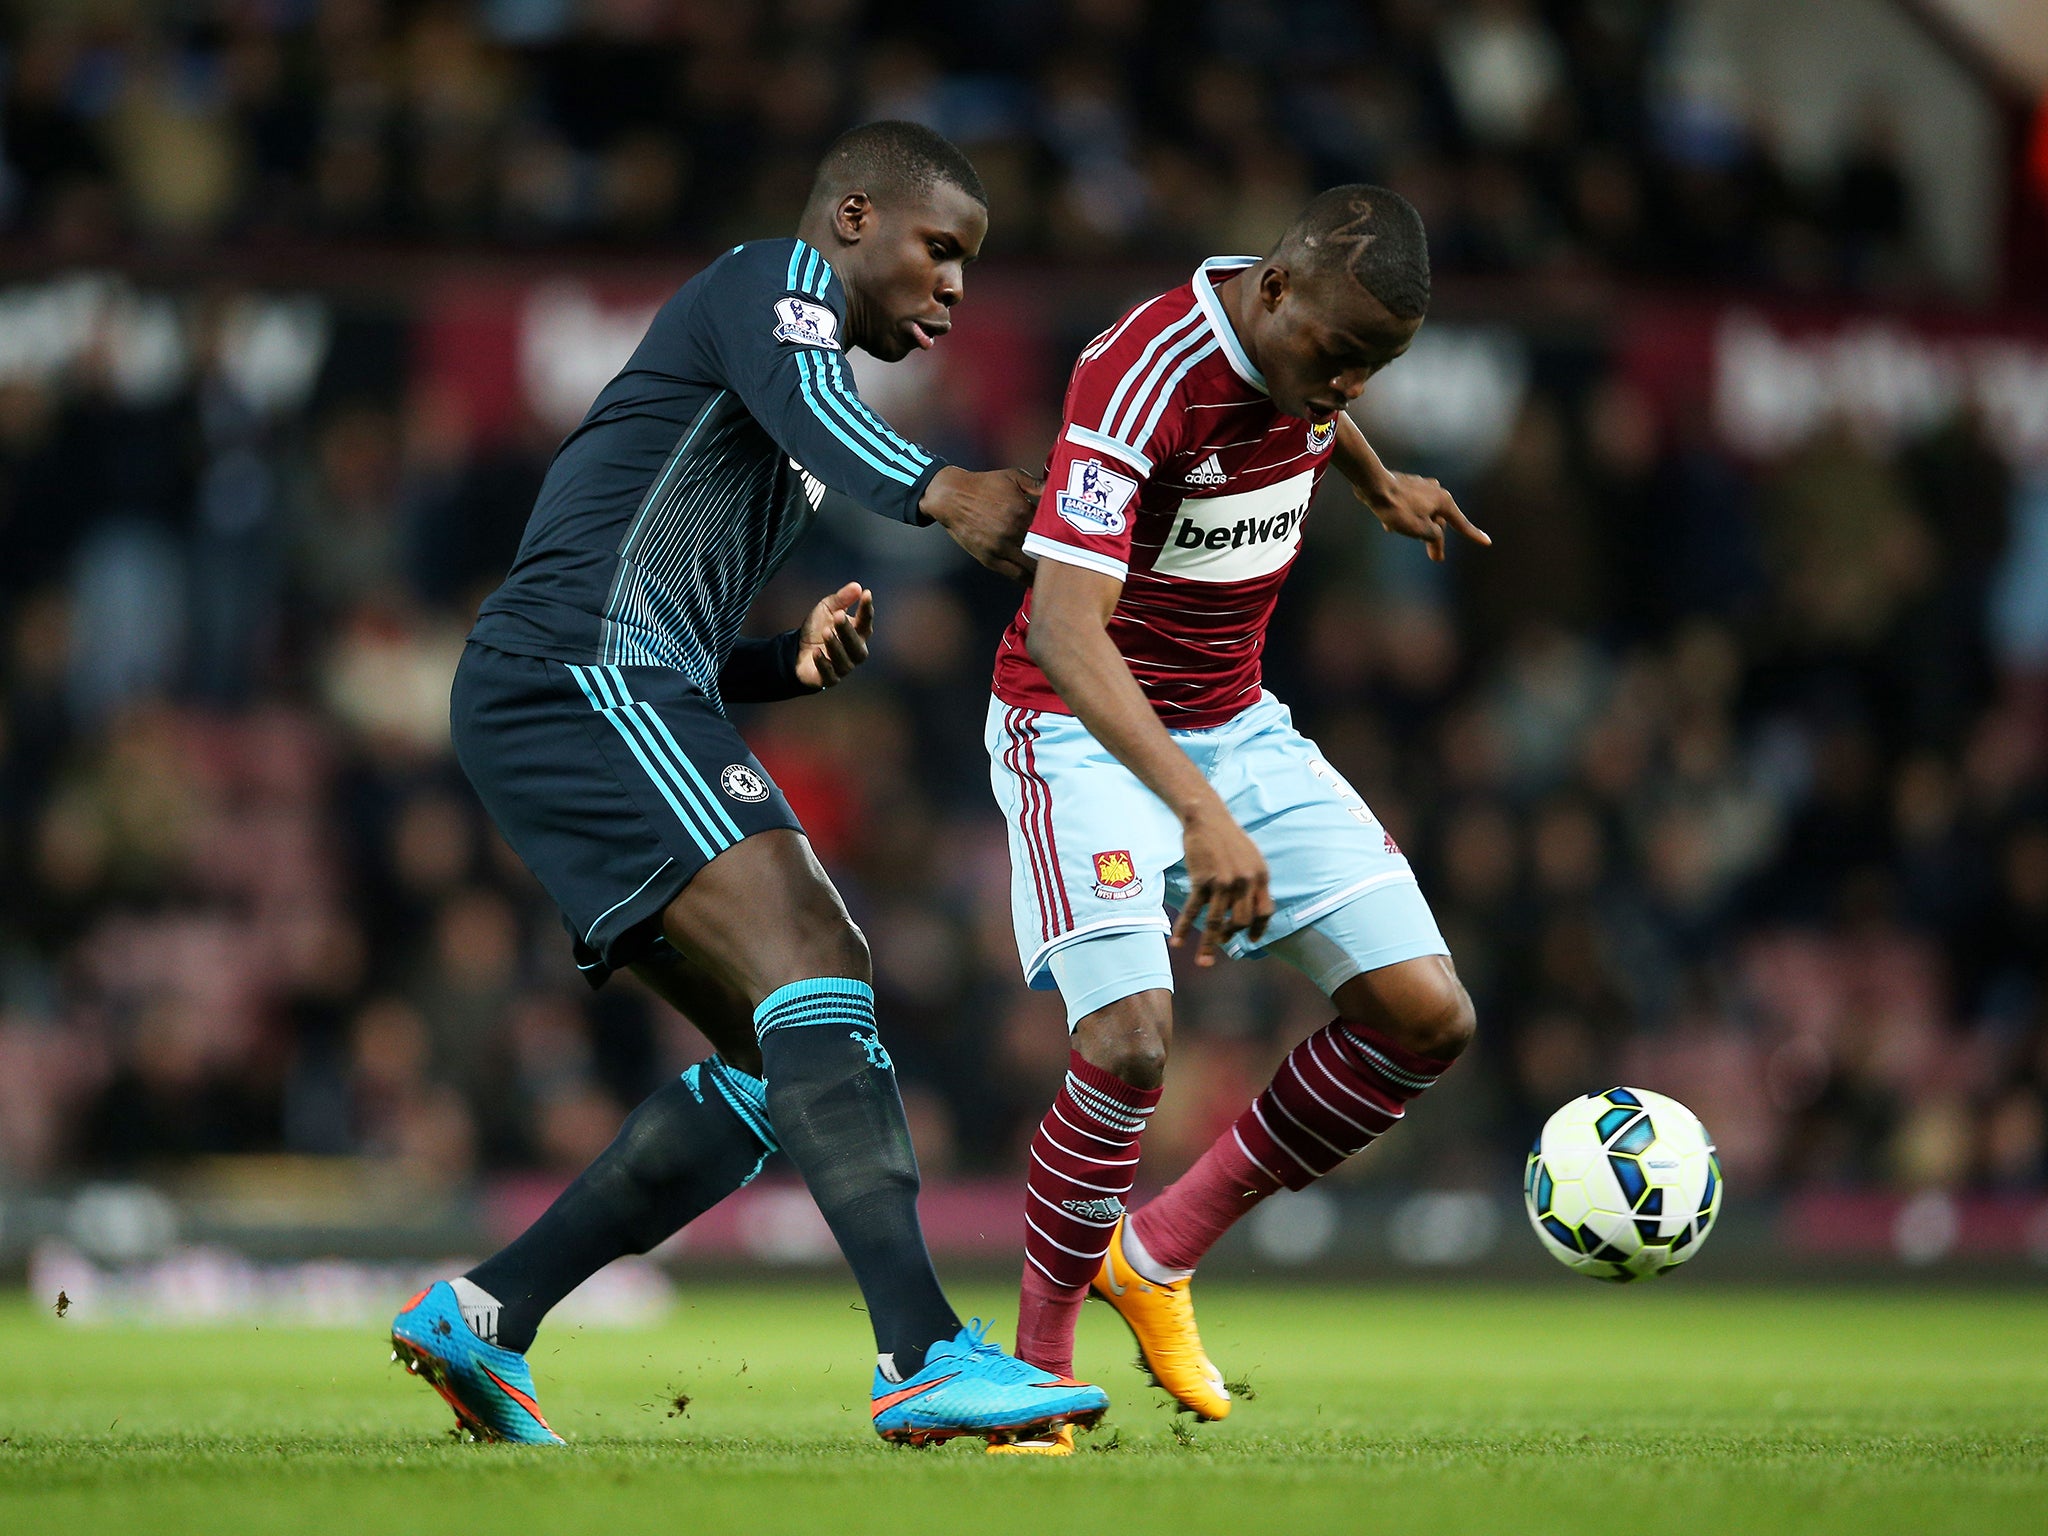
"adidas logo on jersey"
1185,453,1227,488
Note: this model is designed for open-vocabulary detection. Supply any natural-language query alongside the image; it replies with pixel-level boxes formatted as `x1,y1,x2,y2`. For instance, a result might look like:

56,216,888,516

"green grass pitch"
2,1282,2043,1535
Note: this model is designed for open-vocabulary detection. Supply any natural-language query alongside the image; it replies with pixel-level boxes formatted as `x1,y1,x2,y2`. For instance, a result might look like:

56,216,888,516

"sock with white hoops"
1014,1052,1161,1377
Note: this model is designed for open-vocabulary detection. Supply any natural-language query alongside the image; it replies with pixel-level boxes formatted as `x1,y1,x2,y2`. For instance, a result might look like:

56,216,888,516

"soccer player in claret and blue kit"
388,121,1108,1449
983,186,1492,1452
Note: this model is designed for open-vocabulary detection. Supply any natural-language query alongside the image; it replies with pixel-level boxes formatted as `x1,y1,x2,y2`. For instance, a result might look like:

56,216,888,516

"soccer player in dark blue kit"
389,122,1109,1448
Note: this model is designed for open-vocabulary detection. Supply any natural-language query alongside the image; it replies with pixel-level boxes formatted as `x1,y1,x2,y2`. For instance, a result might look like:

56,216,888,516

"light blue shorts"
986,692,1450,1026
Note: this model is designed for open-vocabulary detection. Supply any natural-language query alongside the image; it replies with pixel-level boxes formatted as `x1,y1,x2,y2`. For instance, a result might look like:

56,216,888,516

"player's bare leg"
657,829,962,1369
1330,954,1477,1061
630,944,764,1078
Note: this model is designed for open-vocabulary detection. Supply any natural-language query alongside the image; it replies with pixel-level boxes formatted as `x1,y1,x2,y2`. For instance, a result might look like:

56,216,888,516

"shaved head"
1218,184,1431,421
803,120,987,220
1271,184,1430,320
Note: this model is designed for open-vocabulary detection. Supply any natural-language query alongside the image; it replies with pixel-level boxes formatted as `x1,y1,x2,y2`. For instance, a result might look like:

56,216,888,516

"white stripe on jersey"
1108,324,1214,447
1023,532,1130,582
1078,292,1172,367
1063,423,1153,475
1094,303,1205,445
1123,339,1220,455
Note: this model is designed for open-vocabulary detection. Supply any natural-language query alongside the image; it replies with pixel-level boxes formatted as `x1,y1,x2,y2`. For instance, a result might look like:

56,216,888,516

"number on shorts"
1307,757,1376,826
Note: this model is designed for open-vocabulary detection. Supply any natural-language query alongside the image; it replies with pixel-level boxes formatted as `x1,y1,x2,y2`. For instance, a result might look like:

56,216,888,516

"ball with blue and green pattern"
1524,1087,1722,1281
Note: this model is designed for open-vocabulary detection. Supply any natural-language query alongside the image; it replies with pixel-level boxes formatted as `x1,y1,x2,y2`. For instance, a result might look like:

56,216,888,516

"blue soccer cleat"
390,1281,563,1445
870,1320,1110,1447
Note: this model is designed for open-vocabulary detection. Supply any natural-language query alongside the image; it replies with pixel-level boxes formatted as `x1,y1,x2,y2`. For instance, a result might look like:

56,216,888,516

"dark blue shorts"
450,641,802,986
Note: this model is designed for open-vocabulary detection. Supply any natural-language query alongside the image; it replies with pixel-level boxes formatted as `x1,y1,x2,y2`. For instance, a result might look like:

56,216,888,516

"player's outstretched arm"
919,465,1041,582
1333,413,1490,563
1026,558,1273,964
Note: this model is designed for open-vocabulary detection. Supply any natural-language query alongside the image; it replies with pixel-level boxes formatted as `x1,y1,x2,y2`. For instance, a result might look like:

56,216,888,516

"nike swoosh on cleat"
871,1373,959,1417
480,1364,553,1429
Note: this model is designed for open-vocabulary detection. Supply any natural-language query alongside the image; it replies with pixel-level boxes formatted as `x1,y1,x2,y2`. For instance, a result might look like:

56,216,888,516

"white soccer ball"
1523,1087,1722,1282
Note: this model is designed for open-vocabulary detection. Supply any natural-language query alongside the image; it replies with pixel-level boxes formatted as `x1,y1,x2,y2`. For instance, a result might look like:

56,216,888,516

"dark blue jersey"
470,237,944,710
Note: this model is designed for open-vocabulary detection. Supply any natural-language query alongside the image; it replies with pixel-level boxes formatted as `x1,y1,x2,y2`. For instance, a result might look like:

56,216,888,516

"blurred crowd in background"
2,0,2046,1208
0,0,1993,294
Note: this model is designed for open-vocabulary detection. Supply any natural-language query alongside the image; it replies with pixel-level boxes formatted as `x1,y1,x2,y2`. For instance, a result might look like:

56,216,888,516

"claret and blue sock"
1130,1018,1453,1272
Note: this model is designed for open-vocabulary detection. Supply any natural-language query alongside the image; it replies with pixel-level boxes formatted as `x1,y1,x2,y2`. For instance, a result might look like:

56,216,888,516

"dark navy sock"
753,978,959,1381
465,1057,775,1354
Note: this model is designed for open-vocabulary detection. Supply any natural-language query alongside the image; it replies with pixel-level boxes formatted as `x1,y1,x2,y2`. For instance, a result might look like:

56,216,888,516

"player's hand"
1358,472,1490,563
920,465,1042,582
1170,800,1274,967
793,581,874,690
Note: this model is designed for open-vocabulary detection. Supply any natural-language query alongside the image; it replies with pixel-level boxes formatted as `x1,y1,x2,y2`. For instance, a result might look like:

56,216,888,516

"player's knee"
784,908,871,987
1073,991,1173,1089
1394,972,1476,1062
823,915,872,981
719,1040,765,1080
1336,956,1476,1062
1088,1030,1169,1089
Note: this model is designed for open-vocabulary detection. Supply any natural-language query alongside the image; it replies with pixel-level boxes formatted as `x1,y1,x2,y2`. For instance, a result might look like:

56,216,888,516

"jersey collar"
1193,256,1267,394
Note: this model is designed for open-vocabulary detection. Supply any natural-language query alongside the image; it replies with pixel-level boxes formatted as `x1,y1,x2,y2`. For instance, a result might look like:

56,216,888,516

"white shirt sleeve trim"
1023,534,1129,582
1062,424,1154,476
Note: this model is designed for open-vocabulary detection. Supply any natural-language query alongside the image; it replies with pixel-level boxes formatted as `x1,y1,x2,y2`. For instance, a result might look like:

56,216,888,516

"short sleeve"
1020,305,1197,582
1022,441,1144,582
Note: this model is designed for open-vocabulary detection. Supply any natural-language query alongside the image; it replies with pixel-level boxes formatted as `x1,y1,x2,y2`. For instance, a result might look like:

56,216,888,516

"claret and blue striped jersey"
470,237,944,709
993,256,1336,731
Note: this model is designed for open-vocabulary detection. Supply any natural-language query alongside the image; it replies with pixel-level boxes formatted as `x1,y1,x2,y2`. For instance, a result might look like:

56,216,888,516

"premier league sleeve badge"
1055,459,1140,537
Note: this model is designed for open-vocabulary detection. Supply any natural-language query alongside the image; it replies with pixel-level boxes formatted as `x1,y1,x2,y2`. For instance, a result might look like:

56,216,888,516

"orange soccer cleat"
1091,1219,1231,1421
984,1424,1075,1456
